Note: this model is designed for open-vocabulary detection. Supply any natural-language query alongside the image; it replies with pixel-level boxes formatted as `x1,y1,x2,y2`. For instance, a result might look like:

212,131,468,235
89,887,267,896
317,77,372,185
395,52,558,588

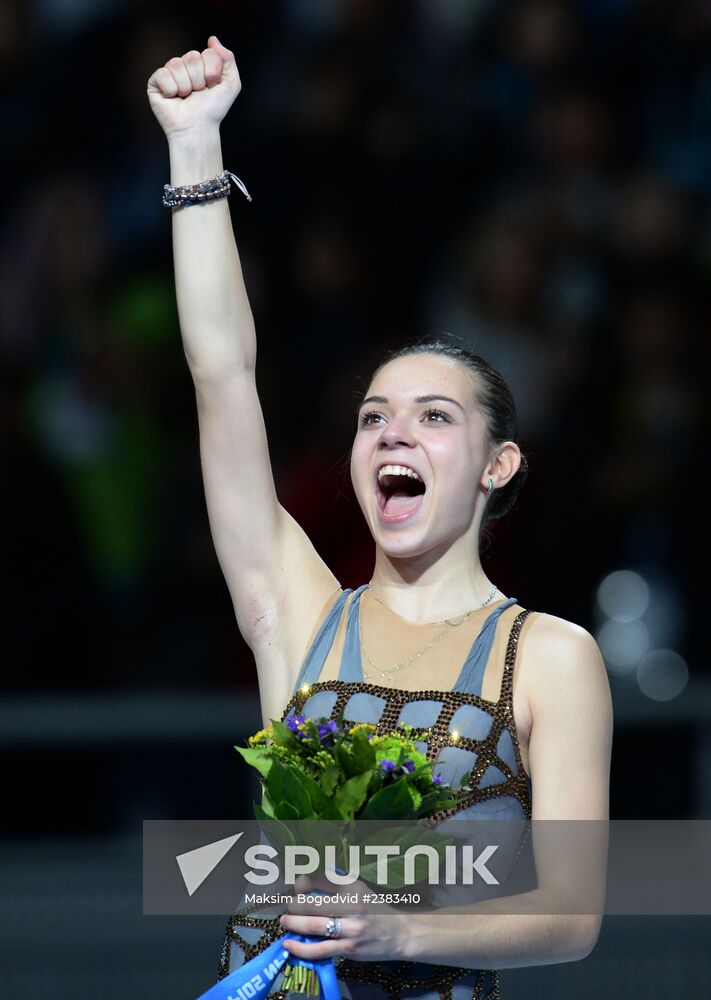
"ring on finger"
324,917,341,939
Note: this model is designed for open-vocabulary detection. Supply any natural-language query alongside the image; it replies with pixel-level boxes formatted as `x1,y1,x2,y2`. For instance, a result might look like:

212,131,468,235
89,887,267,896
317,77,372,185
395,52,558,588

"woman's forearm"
400,889,601,969
168,127,256,379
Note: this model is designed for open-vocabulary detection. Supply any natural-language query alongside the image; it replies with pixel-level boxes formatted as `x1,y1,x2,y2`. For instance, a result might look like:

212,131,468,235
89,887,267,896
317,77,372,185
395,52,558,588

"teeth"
377,464,423,483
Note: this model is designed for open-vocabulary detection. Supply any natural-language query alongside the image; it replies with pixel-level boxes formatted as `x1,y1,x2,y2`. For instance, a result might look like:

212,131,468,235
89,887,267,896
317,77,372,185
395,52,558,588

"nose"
378,414,416,450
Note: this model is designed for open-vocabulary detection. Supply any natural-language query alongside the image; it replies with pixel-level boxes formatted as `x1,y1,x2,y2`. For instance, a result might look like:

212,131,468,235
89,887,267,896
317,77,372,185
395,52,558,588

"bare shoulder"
520,610,613,824
524,609,599,652
520,610,611,712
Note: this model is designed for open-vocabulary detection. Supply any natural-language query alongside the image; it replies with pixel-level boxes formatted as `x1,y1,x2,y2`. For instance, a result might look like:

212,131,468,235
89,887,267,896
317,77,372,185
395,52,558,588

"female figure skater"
148,37,612,1000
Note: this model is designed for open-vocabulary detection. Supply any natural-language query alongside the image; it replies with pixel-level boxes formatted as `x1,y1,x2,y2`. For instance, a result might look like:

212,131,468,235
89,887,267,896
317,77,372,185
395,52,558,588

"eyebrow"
358,394,466,415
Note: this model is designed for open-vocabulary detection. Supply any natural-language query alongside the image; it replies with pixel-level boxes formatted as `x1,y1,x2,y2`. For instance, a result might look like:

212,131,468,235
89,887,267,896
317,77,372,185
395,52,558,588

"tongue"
384,491,421,516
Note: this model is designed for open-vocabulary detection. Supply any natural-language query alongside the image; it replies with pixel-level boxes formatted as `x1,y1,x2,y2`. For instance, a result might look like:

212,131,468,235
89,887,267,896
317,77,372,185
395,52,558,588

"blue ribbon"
195,933,339,1000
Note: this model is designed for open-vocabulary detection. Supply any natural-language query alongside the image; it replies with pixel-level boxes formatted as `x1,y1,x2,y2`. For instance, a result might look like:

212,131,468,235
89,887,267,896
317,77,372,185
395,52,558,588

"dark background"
2,0,709,997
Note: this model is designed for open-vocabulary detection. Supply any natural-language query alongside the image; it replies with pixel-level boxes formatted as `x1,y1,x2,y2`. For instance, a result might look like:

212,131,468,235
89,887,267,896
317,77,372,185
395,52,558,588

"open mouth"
376,464,426,522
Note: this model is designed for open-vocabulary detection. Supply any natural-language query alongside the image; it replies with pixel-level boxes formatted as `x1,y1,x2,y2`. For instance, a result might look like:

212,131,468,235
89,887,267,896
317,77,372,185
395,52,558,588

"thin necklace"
361,583,500,680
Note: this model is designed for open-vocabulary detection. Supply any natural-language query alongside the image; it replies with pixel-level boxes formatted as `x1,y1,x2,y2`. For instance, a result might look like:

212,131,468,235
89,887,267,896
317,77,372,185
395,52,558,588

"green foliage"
236,713,455,823
263,759,316,820
359,825,453,887
333,771,373,819
234,745,274,779
236,713,459,895
359,778,419,820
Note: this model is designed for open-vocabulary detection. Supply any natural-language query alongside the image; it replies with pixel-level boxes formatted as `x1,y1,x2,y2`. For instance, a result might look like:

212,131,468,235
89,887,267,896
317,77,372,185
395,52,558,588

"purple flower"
285,713,306,735
317,720,339,742
380,759,396,773
402,760,415,773
433,775,445,785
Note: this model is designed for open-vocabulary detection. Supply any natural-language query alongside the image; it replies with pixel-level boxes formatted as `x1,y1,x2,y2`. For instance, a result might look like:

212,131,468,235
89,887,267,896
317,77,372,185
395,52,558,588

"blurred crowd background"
2,0,710,997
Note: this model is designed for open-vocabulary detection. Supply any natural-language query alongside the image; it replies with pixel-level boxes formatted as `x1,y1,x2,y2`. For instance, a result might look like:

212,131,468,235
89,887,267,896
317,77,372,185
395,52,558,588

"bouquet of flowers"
222,711,456,998
236,711,455,824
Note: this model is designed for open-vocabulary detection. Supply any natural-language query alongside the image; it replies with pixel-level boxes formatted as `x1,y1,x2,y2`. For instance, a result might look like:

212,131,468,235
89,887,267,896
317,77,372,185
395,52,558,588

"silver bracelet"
162,170,252,209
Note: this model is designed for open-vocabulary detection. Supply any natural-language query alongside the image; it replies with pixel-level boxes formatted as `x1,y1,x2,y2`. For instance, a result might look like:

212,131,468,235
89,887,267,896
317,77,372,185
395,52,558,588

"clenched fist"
147,36,241,139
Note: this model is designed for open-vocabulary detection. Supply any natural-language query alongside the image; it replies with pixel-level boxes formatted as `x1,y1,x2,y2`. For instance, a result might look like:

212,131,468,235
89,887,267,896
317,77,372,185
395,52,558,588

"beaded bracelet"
162,170,252,209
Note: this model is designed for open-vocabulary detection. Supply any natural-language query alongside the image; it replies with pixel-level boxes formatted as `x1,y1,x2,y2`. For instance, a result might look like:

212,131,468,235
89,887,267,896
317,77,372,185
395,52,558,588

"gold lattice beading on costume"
217,609,534,998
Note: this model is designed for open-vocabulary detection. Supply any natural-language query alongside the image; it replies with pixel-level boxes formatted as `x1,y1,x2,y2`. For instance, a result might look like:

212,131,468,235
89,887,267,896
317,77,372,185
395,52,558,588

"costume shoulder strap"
498,607,536,711
293,589,352,691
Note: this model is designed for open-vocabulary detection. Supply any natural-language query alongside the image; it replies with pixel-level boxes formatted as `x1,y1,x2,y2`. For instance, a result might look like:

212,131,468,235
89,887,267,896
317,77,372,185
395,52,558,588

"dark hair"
367,335,529,545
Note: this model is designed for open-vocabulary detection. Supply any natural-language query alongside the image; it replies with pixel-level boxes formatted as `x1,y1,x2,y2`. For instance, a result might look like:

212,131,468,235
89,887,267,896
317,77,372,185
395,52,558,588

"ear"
484,441,521,492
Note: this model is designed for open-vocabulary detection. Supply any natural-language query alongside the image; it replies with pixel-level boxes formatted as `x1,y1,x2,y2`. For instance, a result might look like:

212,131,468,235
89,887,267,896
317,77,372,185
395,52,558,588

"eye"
423,408,451,423
359,410,384,427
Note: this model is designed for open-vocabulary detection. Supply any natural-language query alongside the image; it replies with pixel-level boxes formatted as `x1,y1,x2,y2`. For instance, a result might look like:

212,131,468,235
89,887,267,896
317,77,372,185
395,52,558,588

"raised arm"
147,38,341,718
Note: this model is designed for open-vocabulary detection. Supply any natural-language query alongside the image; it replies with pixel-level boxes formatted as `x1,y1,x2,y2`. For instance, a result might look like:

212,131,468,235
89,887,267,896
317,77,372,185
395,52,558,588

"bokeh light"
596,569,650,622
597,619,651,673
637,649,689,701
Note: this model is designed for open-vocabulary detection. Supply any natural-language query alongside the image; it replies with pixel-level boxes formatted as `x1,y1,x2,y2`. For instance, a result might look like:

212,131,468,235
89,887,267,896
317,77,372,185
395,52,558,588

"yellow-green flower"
248,726,273,747
372,733,416,757
310,749,337,772
349,723,376,738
